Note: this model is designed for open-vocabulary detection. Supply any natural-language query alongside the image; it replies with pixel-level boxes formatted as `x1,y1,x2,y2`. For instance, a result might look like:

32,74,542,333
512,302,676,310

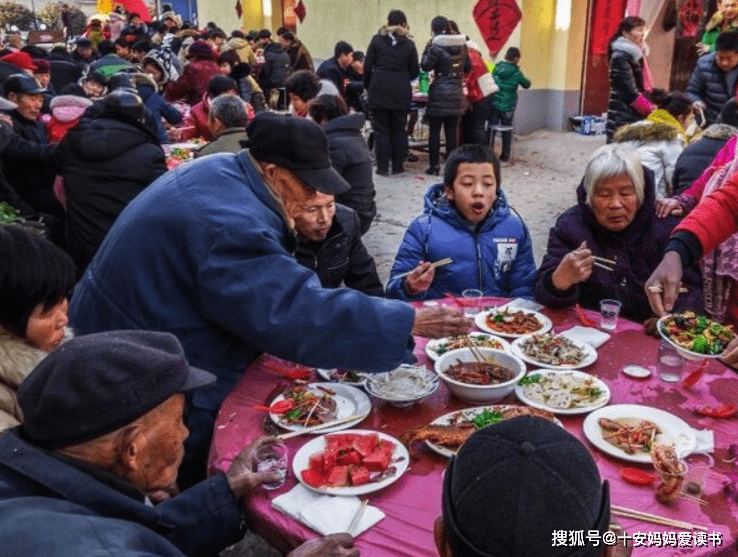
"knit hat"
186,39,215,60
442,416,610,557
1,51,36,71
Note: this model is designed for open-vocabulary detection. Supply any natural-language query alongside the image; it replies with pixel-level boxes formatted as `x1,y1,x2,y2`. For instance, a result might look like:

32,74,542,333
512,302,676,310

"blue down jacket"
0,429,244,557
69,151,415,412
386,183,536,300
685,53,738,123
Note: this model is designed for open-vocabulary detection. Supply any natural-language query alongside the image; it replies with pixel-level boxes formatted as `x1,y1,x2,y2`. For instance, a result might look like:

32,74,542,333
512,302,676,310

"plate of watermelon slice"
292,430,409,496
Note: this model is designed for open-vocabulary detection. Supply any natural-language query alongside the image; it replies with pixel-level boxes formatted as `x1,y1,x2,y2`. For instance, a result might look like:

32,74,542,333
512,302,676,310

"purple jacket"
534,171,703,323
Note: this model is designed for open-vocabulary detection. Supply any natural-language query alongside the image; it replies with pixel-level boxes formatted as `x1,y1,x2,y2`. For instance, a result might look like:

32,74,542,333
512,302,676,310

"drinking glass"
683,452,714,496
657,340,685,383
461,289,483,317
255,440,288,490
599,299,621,331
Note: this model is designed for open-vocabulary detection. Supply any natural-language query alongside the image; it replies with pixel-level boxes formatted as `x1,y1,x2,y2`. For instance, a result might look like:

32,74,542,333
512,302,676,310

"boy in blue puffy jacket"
386,144,536,300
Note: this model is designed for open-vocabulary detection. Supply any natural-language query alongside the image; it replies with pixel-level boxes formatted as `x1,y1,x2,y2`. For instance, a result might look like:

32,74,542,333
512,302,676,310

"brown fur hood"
614,121,680,143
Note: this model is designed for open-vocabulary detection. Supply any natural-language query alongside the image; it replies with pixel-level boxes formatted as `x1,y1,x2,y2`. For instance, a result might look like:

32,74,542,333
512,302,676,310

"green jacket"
701,12,738,53
492,61,531,112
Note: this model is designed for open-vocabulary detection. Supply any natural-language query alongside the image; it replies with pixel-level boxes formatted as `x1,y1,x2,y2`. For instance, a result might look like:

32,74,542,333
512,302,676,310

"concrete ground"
220,129,607,557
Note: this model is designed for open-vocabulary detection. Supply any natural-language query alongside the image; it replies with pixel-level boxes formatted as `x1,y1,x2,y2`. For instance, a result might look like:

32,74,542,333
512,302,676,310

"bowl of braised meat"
434,348,526,403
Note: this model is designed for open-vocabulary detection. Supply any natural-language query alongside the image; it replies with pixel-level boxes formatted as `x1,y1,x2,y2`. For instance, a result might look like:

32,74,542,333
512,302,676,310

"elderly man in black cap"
437,417,632,557
0,330,358,557
69,112,469,488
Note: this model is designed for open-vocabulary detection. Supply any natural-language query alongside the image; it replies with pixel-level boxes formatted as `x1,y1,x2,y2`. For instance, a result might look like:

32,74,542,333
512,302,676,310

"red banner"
590,0,627,55
473,0,522,58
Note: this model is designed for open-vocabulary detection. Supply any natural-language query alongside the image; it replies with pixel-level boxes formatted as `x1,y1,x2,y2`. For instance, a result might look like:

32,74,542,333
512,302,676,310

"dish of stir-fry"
517,371,609,412
269,384,338,427
443,361,517,385
425,333,509,360
659,311,736,356
513,333,594,368
599,417,661,454
482,309,545,335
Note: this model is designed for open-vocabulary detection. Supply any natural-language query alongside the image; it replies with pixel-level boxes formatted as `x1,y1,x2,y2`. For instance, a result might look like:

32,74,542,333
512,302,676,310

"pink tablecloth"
208,299,738,556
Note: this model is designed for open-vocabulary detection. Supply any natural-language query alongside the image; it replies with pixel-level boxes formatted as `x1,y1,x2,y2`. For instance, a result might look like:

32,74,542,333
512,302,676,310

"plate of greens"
657,311,736,360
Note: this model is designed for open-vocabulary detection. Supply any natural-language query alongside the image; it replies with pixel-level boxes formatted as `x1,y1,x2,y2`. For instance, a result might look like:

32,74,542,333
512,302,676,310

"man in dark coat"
317,41,354,97
59,89,167,275
1,74,60,221
294,196,383,296
685,30,738,124
365,10,419,176
673,122,736,195
48,46,83,93
0,330,358,557
257,29,291,106
281,31,313,72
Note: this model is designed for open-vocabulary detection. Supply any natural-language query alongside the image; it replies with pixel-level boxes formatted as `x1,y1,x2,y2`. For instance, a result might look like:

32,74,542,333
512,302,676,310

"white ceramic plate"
424,405,562,458
582,404,697,464
292,429,409,496
657,315,728,361
474,308,552,338
514,369,610,415
510,334,598,370
425,332,511,361
270,383,371,433
316,368,368,388
621,365,651,379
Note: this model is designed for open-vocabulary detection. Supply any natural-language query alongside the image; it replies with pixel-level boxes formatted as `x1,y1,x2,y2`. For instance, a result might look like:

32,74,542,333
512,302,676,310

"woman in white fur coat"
0,224,76,432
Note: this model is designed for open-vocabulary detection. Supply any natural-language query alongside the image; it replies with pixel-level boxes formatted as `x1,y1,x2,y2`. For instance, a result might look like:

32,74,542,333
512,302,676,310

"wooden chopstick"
593,261,614,272
681,493,707,506
467,337,490,363
277,414,365,440
611,505,708,531
394,257,453,279
347,499,369,534
593,255,617,266
647,285,689,294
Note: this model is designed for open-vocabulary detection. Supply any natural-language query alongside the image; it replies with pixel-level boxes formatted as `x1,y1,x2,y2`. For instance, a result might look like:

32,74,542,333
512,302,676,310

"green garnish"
285,409,302,421
692,335,709,354
710,339,723,355
493,314,504,323
518,373,542,386
471,409,504,429
696,315,707,333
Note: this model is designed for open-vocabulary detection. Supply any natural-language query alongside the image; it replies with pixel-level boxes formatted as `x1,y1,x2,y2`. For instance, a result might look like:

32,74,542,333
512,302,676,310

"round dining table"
208,298,738,557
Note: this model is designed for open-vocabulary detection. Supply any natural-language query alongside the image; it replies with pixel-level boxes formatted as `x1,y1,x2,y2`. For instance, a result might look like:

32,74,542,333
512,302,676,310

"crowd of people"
0,3,735,557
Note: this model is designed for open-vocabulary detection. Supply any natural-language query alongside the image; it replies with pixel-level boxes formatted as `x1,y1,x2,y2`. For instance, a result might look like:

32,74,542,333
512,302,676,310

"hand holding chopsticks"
395,258,453,281
551,241,597,291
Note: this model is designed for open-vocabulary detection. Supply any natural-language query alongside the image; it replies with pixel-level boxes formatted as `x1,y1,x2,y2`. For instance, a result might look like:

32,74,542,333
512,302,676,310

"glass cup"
255,440,288,490
599,299,622,331
461,289,483,317
683,452,714,496
657,340,685,383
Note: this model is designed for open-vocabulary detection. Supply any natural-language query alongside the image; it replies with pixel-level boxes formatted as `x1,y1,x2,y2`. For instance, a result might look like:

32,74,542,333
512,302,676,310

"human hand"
551,241,593,291
286,534,359,557
645,251,683,315
169,126,184,141
405,261,435,295
695,42,710,56
412,306,471,338
226,436,283,498
655,198,683,218
720,337,738,367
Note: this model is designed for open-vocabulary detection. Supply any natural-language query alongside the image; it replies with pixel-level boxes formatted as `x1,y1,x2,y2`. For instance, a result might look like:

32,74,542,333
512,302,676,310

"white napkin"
560,326,611,349
272,484,385,536
692,429,715,453
499,298,544,312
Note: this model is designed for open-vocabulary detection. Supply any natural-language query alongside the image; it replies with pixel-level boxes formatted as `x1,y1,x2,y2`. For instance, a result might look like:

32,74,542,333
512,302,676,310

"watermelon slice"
325,464,350,487
363,447,393,471
352,433,379,456
308,452,324,473
301,468,326,488
336,449,362,466
350,465,371,486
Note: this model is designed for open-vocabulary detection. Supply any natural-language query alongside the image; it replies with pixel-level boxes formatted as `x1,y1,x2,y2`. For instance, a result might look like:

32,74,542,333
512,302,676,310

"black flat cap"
18,330,215,449
245,112,350,195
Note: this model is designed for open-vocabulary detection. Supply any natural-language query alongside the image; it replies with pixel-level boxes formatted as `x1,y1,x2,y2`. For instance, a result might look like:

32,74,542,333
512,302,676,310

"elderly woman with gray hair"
535,144,702,322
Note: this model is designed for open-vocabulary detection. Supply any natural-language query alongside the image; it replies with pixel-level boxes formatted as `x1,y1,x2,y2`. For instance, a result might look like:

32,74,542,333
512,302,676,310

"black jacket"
325,113,376,234
294,204,384,296
317,57,346,96
364,25,419,111
421,34,469,117
260,42,291,90
606,37,646,138
59,104,167,273
685,53,738,124
673,123,736,195
1,111,59,217
48,52,83,93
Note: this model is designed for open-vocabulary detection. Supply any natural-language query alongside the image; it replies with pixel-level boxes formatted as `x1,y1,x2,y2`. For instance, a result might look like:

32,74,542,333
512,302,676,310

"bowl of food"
365,364,439,408
434,348,526,403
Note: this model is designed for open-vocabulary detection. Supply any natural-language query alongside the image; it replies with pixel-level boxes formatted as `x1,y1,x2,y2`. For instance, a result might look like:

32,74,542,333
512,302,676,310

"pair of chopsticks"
395,257,453,279
346,499,369,535
466,337,491,364
592,256,616,272
277,414,365,440
647,285,690,294
611,504,708,531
